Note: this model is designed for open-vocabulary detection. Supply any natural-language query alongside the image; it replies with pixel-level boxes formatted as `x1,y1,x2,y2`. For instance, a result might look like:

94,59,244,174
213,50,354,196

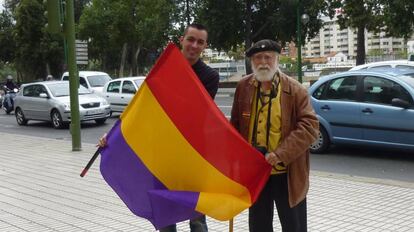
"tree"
13,0,64,82
381,0,414,40
332,0,414,65
0,11,15,64
78,0,119,73
78,0,173,76
75,0,92,23
3,0,20,13
196,0,332,73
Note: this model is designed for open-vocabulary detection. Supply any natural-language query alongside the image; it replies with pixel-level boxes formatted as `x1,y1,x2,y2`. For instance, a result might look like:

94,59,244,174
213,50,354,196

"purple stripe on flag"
99,120,201,229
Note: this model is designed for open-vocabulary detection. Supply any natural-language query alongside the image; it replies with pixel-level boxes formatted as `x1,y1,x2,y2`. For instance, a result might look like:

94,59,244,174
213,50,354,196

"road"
0,93,413,183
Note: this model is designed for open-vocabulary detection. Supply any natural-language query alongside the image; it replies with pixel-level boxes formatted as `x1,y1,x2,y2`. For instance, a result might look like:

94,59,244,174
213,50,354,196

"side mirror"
391,98,410,109
39,93,48,98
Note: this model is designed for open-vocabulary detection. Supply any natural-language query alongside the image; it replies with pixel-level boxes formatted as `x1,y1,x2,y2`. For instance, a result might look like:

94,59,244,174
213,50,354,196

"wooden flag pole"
80,148,101,177
229,219,233,232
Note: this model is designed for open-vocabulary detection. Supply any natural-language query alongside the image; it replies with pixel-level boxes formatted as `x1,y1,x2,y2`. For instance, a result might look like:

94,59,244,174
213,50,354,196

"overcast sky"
0,0,4,12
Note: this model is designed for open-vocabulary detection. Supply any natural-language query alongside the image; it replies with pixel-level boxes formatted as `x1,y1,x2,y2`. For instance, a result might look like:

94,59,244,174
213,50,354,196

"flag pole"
229,219,233,232
80,148,101,177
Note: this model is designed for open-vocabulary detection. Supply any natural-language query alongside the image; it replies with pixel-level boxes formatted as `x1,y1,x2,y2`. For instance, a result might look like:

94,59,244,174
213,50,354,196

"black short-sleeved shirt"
192,59,219,99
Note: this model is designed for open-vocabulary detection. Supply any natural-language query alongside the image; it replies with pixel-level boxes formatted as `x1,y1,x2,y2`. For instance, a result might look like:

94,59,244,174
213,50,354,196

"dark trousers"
249,174,307,232
159,215,207,232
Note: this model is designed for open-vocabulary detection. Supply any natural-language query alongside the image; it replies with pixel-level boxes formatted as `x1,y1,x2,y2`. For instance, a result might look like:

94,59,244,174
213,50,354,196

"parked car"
101,76,146,114
350,60,414,71
61,71,112,93
14,81,111,129
308,70,414,153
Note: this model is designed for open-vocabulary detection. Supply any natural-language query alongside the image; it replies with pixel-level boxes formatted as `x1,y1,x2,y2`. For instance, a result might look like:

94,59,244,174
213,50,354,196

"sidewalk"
0,133,413,232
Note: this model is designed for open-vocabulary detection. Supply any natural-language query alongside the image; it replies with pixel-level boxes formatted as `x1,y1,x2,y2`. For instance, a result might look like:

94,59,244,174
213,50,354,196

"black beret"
246,39,282,57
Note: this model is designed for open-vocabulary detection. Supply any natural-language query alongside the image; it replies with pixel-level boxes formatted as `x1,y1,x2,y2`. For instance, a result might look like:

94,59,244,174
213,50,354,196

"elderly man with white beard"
230,39,319,232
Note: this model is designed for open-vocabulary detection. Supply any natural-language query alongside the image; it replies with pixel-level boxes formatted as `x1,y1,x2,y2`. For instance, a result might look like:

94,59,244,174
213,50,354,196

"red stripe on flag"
146,44,270,202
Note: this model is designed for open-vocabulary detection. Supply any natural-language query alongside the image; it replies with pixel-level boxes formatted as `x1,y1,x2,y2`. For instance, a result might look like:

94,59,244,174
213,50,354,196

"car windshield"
134,79,144,86
48,82,90,97
87,75,112,87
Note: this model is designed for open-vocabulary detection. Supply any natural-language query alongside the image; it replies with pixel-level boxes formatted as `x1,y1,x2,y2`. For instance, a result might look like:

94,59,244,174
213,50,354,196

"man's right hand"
97,133,108,148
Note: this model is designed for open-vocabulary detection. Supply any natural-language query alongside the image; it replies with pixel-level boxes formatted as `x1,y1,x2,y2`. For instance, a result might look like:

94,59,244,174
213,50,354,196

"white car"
61,71,112,93
101,76,146,114
350,60,414,71
14,81,111,129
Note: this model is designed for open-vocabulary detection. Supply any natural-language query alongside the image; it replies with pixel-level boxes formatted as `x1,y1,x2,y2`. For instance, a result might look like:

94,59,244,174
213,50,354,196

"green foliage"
381,0,414,39
367,48,383,56
279,56,297,73
13,0,64,82
0,11,15,63
331,0,414,64
0,63,17,82
226,44,246,60
3,0,20,12
75,0,92,23
78,0,173,76
196,0,331,52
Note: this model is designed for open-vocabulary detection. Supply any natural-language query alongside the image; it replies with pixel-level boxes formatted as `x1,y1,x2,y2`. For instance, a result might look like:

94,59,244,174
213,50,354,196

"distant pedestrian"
46,75,54,81
230,39,319,232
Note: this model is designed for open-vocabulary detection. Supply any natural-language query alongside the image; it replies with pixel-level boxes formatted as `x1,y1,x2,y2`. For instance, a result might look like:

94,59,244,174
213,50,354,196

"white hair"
252,59,279,82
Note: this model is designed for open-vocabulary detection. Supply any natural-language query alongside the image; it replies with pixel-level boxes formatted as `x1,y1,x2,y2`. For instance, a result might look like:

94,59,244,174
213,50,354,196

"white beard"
252,64,277,82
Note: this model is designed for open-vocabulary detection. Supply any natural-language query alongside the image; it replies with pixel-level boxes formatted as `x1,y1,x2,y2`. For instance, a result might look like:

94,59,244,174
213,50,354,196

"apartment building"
302,16,412,59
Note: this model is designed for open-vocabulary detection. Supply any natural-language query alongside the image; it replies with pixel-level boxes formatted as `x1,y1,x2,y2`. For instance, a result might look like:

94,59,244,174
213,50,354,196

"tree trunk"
186,0,191,25
244,0,253,74
46,63,51,76
356,25,366,65
119,43,128,77
130,45,141,76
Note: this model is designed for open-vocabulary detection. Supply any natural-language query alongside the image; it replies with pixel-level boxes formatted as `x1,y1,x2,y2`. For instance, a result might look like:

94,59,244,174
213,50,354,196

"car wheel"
15,108,28,126
51,110,64,129
95,118,107,125
310,126,330,154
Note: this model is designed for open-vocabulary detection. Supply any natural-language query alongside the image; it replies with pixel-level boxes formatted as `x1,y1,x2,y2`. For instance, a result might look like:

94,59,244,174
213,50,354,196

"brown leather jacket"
230,72,319,207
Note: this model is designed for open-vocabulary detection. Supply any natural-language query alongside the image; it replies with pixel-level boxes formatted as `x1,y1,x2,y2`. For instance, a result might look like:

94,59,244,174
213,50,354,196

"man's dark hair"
183,23,208,37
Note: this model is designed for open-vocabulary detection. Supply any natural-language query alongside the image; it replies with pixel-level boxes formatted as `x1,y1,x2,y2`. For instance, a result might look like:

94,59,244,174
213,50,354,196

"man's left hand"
265,152,281,166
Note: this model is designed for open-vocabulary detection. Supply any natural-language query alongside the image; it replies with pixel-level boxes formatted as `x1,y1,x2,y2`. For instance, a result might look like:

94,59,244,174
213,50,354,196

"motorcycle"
2,86,19,114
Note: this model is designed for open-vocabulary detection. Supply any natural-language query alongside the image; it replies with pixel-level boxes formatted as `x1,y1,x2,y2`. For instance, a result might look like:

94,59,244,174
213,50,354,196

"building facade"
302,16,413,60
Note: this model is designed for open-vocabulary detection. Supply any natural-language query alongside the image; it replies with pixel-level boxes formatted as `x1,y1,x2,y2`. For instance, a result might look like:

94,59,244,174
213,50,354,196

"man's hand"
97,133,108,148
265,152,281,166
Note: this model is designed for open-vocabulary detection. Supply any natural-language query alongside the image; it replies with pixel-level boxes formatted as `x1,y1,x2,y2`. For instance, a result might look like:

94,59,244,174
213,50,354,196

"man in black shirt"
159,23,219,232
180,23,219,99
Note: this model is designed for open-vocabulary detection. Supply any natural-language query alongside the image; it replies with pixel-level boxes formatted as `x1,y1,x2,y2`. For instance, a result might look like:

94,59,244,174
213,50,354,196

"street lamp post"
296,0,309,83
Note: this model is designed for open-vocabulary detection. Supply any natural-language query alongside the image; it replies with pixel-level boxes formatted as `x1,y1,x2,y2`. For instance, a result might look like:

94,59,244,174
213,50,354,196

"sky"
0,0,4,12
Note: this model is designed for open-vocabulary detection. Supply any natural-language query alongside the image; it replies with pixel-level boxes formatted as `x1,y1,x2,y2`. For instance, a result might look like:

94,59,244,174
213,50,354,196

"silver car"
14,81,111,129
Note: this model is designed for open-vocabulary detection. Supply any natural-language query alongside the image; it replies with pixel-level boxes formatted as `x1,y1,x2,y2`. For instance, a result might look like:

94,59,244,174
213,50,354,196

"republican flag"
99,43,271,229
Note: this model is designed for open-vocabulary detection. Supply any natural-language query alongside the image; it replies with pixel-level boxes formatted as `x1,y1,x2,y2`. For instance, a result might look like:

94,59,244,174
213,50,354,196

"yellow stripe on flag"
121,83,251,218
197,192,250,220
